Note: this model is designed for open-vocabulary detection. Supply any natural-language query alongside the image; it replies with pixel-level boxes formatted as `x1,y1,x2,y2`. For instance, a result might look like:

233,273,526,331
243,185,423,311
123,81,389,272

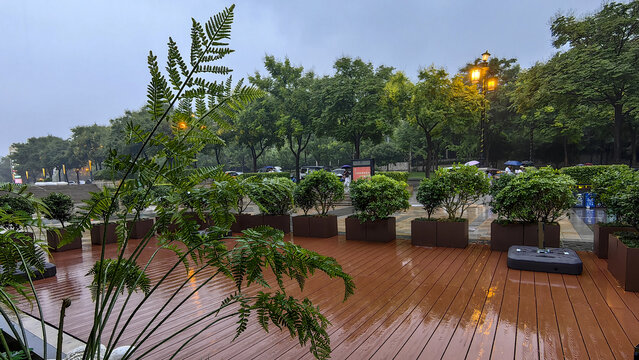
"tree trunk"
408,149,412,173
215,148,221,165
250,147,258,172
614,103,624,163
294,154,301,181
354,139,361,160
529,126,534,162
425,133,434,178
631,129,637,167
563,135,569,167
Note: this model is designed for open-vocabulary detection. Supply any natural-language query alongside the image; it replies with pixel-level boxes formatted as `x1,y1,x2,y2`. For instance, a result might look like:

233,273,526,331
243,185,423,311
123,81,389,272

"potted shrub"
293,170,344,238
347,175,410,242
491,167,575,250
488,174,523,251
249,177,295,233
411,177,446,247
591,166,638,258
120,185,155,239
434,165,490,248
0,187,38,252
607,183,639,291
227,176,261,232
82,187,120,245
42,192,82,251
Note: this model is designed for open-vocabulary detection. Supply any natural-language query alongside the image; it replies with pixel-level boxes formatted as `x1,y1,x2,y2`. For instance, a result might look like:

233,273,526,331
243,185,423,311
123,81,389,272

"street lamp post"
470,51,498,166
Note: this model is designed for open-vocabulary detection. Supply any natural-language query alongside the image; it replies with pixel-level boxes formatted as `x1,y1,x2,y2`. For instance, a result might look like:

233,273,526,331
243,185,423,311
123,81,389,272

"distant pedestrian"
515,166,523,174
344,169,351,190
505,166,513,174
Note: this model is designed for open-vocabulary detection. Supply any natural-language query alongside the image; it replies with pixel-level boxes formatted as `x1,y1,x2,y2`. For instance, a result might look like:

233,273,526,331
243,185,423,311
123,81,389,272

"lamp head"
482,51,491,62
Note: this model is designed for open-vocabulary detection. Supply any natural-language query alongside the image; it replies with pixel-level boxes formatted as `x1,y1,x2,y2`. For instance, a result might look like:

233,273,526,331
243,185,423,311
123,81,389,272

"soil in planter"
411,219,437,247
594,223,636,258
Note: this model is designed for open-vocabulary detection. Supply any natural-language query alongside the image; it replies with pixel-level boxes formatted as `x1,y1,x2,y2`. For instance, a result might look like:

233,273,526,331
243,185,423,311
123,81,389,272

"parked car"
225,171,243,177
300,166,330,179
257,166,282,173
331,168,345,181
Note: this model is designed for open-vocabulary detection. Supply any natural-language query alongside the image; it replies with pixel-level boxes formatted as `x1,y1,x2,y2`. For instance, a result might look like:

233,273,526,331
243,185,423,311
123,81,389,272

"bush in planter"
412,177,446,246
0,191,36,231
350,175,410,222
436,165,490,220
293,170,344,238
378,172,409,183
592,165,638,222
42,192,83,251
81,187,120,245
607,185,639,290
249,177,295,233
491,167,575,248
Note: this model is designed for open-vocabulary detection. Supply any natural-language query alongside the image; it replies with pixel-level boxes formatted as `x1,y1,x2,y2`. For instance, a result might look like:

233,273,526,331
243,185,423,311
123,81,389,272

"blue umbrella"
504,160,522,166
341,165,352,168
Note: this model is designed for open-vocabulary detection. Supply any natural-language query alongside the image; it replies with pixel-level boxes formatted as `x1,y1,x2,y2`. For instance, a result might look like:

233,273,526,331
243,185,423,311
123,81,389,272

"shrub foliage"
350,175,410,222
294,170,344,216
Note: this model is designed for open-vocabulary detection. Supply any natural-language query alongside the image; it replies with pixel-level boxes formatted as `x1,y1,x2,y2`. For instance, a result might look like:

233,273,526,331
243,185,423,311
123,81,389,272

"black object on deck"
507,246,583,275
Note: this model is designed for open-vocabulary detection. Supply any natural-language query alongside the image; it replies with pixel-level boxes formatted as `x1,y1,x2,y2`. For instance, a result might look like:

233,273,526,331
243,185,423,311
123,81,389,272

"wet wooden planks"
11,236,639,359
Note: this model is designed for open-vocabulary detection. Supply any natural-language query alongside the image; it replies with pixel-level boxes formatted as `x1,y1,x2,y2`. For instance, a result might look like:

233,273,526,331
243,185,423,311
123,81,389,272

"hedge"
560,165,629,185
239,172,291,180
378,171,409,183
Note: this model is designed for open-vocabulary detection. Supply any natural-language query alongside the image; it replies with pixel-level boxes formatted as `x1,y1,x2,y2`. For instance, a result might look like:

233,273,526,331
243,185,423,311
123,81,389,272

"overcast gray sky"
1,0,605,157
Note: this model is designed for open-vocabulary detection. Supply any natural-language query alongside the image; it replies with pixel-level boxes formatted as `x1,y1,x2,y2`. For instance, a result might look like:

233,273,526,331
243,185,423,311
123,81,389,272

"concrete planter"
128,218,154,239
594,223,635,258
490,221,523,251
47,228,82,252
91,223,117,245
292,216,310,237
523,223,560,248
345,216,396,243
607,233,639,292
262,215,290,233
411,219,437,247
436,220,468,248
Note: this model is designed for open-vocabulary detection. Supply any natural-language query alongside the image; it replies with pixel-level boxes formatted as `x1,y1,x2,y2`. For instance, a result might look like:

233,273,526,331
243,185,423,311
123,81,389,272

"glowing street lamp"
177,121,188,130
469,50,498,166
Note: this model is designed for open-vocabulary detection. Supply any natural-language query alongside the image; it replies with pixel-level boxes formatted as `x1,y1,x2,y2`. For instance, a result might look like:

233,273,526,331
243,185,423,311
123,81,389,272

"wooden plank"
392,247,489,359
514,270,538,360
578,260,635,359
369,247,478,360
490,267,520,360
563,274,615,360
441,251,501,360
533,272,563,360
588,252,639,322
546,273,588,360
464,253,509,360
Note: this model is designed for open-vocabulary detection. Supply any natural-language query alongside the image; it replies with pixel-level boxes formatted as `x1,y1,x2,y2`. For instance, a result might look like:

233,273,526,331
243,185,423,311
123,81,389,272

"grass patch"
408,172,425,180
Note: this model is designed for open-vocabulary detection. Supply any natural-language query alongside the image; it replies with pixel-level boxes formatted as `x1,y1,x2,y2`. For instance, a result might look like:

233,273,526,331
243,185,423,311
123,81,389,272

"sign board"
352,158,375,181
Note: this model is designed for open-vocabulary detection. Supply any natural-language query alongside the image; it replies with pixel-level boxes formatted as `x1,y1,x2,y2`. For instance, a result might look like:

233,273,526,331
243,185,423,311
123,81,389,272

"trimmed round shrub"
250,177,295,215
416,177,446,219
560,164,629,185
43,192,74,228
435,165,490,220
294,170,344,216
350,175,410,222
592,165,639,222
492,167,575,223
0,193,36,230
378,172,409,183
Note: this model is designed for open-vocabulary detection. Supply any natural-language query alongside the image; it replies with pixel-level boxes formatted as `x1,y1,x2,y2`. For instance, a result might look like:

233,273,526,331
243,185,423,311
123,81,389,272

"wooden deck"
14,235,639,359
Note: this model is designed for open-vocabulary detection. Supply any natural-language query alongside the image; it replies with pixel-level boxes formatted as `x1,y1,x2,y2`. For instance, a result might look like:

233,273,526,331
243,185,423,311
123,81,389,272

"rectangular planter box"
292,216,310,237
231,213,255,233
309,215,338,238
47,228,82,252
411,219,437,247
345,216,366,241
128,218,154,239
490,221,523,251
607,233,639,292
262,215,291,233
594,223,635,258
91,223,118,245
523,223,560,248
436,220,468,248
345,217,396,243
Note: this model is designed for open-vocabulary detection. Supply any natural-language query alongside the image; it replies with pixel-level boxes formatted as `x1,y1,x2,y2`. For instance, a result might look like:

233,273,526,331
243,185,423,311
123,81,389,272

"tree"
320,57,395,159
11,135,69,181
0,156,13,183
234,98,281,171
383,67,481,176
549,1,639,162
250,56,320,180
69,124,110,170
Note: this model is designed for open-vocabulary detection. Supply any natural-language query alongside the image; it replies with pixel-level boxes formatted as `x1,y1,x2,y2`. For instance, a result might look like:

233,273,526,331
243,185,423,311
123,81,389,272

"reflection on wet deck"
13,236,639,359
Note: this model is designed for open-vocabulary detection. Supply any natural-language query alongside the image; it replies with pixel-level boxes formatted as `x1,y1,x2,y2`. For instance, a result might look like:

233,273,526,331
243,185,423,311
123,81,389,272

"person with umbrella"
504,160,522,174
342,165,352,190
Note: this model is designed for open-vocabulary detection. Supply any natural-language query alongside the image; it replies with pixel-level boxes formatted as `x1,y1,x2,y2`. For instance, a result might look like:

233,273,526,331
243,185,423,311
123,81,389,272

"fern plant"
1,6,354,360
